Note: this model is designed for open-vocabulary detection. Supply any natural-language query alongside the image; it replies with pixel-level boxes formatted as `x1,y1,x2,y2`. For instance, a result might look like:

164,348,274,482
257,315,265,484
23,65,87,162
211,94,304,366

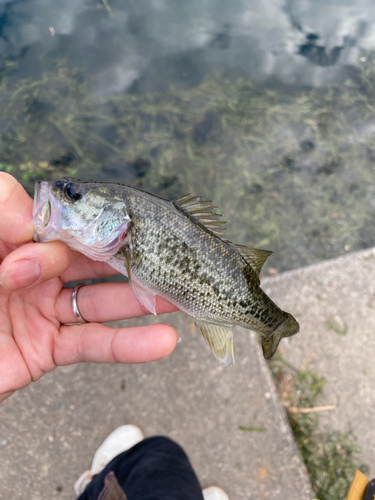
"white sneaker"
74,425,144,496
202,486,230,500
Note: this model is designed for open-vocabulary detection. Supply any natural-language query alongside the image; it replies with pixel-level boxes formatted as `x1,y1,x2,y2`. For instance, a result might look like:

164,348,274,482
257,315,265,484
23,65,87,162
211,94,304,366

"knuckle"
76,328,87,362
110,330,122,363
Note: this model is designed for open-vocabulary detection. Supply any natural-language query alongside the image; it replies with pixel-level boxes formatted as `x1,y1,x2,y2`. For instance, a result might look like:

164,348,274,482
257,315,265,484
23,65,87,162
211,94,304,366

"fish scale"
33,177,300,366
123,195,275,329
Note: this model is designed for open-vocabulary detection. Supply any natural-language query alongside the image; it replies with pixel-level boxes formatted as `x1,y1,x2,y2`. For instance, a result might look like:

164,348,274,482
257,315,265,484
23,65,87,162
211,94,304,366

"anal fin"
196,321,234,367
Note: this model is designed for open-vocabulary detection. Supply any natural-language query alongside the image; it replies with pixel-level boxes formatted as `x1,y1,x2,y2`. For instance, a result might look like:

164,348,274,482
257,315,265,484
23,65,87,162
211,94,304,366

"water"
1,0,375,272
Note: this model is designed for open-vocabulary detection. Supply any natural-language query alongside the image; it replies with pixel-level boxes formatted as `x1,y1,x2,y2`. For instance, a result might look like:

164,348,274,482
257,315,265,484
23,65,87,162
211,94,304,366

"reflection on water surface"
1,0,375,271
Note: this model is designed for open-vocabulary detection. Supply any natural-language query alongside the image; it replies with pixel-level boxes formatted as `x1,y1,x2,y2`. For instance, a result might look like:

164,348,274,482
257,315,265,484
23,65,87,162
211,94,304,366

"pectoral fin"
196,321,234,367
131,280,157,315
123,247,132,285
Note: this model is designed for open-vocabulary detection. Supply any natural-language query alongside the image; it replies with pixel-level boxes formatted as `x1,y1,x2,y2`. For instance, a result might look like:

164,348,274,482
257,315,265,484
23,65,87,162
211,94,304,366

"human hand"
0,173,178,403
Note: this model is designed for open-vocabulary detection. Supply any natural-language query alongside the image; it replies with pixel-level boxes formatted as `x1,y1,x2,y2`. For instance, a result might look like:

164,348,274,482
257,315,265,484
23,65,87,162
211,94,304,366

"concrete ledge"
262,247,375,478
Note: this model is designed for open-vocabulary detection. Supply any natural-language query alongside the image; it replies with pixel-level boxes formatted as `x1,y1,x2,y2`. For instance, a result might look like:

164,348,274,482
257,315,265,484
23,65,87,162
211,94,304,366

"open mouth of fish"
32,179,132,260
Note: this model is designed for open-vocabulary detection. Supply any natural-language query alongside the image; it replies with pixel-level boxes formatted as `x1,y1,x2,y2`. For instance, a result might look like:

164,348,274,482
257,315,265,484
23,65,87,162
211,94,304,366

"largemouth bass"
33,178,299,366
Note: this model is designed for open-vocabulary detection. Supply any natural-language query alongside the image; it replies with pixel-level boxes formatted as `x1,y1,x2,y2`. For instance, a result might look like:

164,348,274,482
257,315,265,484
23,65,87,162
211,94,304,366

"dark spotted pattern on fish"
110,192,285,334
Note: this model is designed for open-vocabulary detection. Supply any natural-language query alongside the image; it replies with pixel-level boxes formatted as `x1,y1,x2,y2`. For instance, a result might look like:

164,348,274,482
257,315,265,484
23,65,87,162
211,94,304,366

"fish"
32,177,299,366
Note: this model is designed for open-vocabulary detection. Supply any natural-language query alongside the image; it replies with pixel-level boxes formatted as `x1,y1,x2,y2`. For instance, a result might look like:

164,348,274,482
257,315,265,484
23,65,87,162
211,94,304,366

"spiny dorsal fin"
196,320,234,367
173,193,228,238
234,245,273,276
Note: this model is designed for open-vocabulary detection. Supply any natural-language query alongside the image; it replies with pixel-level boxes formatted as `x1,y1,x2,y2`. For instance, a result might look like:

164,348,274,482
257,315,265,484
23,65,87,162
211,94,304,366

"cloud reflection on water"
1,0,375,94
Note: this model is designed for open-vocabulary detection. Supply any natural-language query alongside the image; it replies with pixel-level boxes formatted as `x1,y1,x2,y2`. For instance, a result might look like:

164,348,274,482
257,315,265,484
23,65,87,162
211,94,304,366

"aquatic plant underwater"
2,52,375,273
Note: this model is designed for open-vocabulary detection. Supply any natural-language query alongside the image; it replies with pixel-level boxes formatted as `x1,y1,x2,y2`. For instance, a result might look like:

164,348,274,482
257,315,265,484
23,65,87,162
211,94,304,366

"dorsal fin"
173,193,228,238
233,244,273,276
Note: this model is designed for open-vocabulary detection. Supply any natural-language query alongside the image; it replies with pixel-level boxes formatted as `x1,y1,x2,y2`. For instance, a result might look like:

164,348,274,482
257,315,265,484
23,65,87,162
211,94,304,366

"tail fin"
261,313,299,359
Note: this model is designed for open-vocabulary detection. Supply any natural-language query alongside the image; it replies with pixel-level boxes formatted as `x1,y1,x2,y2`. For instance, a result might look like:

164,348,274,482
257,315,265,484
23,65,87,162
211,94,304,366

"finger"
0,173,33,244
0,332,32,397
0,241,79,290
60,254,122,284
54,322,178,365
56,282,179,323
0,241,17,263
0,391,15,403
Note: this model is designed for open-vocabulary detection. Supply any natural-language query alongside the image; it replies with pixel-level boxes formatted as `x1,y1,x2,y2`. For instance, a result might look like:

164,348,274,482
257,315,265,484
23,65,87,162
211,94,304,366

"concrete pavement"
0,311,313,499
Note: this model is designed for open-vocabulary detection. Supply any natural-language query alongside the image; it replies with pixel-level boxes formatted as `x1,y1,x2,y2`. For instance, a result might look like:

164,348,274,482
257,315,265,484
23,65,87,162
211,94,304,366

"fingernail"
0,260,41,289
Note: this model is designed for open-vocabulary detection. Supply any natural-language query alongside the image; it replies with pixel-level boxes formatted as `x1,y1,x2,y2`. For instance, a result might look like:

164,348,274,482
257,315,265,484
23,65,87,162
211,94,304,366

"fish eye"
65,183,82,201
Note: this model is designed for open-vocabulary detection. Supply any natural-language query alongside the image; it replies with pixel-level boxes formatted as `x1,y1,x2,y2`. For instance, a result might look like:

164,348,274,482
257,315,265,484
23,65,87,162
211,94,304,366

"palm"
0,272,62,396
0,174,178,402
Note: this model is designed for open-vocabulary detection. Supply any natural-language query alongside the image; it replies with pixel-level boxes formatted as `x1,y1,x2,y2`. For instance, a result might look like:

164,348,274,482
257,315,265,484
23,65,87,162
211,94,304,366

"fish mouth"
33,181,52,242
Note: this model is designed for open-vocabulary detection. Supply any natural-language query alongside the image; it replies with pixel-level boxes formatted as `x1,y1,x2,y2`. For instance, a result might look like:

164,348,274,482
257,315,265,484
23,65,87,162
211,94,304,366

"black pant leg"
78,436,204,500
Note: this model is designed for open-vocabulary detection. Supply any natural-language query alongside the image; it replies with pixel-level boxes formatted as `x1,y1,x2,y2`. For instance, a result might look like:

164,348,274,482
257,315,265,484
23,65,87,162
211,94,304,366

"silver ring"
71,283,89,324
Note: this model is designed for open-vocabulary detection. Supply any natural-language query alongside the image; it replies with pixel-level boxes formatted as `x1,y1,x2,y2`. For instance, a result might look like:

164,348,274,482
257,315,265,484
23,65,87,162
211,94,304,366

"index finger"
0,173,33,244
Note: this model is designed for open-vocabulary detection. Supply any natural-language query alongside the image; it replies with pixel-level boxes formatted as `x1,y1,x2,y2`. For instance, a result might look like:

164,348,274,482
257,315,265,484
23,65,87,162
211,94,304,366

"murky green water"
1,0,375,272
